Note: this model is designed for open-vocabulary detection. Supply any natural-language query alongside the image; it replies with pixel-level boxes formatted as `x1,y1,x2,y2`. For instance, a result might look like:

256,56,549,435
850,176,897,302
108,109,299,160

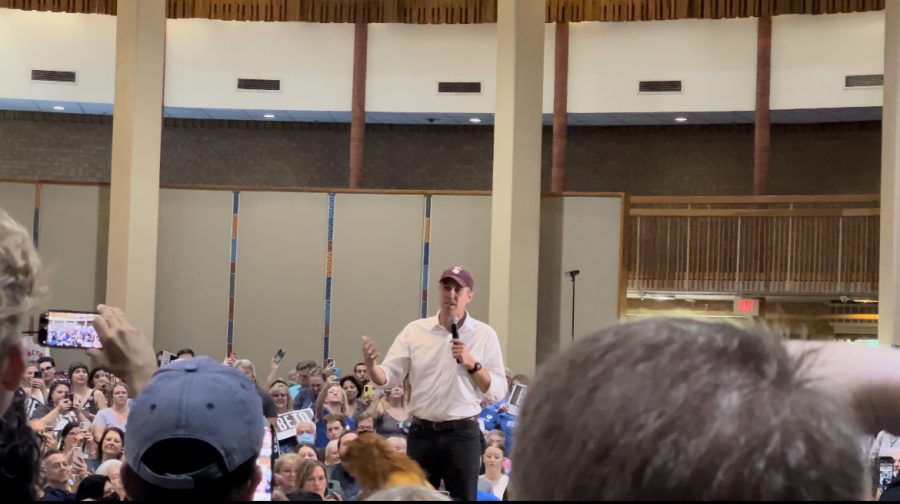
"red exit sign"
734,298,760,316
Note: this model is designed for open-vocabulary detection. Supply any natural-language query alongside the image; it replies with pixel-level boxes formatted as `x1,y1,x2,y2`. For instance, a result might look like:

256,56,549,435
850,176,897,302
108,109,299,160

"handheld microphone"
450,314,461,363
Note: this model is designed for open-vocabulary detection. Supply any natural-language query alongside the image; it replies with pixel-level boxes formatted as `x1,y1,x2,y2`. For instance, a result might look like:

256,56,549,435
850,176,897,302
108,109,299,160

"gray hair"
511,318,866,500
95,459,122,477
366,485,450,501
0,209,43,375
296,420,316,433
234,359,255,376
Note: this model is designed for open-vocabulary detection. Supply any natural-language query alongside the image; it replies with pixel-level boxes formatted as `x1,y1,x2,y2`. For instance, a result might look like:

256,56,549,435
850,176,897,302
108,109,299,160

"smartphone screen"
253,422,275,501
880,458,895,489
273,349,285,365
325,358,336,368
38,310,102,349
34,370,43,379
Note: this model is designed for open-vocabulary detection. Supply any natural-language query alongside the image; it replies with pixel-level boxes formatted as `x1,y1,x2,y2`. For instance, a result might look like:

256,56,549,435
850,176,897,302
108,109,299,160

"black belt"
411,416,476,432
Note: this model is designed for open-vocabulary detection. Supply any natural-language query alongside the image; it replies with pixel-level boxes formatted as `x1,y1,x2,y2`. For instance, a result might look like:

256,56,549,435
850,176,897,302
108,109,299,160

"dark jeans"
407,418,483,501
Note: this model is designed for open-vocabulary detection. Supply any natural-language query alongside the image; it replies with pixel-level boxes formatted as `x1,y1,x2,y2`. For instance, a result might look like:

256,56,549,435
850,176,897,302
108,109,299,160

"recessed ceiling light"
52,106,65,111
263,114,275,119
674,117,687,122
469,117,482,123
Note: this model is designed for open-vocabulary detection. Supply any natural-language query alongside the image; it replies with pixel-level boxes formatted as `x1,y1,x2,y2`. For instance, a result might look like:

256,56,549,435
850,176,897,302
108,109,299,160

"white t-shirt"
478,474,509,499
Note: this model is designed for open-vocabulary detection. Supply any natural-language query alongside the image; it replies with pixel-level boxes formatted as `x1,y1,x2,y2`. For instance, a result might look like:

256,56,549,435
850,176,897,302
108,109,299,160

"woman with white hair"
231,357,277,420
0,208,46,499
95,459,126,500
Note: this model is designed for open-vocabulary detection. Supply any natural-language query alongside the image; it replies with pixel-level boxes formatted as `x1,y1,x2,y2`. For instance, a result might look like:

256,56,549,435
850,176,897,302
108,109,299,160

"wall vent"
31,70,76,83
438,81,482,94
237,78,281,91
638,80,682,93
845,74,883,88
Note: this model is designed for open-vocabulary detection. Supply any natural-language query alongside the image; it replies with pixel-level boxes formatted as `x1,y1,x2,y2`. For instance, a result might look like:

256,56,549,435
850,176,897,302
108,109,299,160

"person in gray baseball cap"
120,356,265,500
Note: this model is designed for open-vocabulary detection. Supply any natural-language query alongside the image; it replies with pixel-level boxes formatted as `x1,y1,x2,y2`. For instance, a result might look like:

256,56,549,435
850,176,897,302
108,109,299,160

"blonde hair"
274,453,304,493
315,383,349,419
269,382,290,398
0,209,44,376
366,381,410,418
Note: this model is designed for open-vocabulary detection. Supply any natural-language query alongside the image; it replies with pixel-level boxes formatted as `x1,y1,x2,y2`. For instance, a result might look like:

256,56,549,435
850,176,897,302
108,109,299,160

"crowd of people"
45,325,102,349
1,205,900,501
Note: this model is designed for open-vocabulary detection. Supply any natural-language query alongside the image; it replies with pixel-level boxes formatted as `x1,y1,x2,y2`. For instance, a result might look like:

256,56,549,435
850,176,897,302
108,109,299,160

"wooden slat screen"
0,0,884,23
629,196,880,295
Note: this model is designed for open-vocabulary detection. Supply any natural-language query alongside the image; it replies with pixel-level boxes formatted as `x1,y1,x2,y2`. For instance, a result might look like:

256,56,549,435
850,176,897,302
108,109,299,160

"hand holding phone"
273,349,285,365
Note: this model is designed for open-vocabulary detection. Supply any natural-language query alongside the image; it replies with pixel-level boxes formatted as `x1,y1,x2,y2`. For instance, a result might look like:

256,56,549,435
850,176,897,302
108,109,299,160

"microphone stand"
566,270,580,343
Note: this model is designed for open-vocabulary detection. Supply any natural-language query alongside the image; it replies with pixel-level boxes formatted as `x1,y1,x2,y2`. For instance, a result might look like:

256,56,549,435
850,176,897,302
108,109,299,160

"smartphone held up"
37,310,102,350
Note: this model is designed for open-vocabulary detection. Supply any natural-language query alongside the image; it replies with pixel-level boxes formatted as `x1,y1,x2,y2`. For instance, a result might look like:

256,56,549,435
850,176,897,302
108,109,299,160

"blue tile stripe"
32,184,42,248
323,193,335,360
420,195,432,318
227,191,240,356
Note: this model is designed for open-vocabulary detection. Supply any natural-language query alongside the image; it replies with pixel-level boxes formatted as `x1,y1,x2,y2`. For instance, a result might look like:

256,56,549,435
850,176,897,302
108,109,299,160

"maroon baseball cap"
439,266,475,290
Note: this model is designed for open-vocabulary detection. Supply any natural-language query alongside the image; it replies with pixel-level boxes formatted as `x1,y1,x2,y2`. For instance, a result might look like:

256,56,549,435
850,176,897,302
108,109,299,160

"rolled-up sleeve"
481,329,508,403
379,328,411,389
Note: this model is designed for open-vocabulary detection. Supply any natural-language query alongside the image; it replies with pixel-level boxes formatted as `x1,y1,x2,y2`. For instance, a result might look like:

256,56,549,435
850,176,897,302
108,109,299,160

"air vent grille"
845,74,883,88
639,80,682,93
438,82,482,94
31,70,76,83
237,78,281,91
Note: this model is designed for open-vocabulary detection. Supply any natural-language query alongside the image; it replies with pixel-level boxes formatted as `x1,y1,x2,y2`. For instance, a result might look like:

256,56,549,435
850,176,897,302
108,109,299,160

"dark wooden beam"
753,15,772,195
349,21,367,189
551,22,569,194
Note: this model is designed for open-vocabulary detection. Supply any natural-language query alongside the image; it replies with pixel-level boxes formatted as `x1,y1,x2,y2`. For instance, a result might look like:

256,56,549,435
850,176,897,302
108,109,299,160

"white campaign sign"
275,409,315,441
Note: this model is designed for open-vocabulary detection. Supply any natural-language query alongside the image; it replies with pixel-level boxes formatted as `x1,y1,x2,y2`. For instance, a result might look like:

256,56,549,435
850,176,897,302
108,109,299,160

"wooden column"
489,0,545,375
879,0,900,347
753,15,772,195
551,22,569,194
349,21,368,189
106,0,166,340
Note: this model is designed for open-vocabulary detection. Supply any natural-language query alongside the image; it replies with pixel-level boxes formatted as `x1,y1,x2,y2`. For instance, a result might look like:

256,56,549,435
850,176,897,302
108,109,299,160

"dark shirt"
42,486,75,501
292,388,316,411
882,475,900,501
258,388,277,419
330,464,359,500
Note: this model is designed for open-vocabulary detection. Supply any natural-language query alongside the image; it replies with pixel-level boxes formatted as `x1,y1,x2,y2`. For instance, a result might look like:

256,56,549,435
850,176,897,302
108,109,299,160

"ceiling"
0,0,885,23
0,98,882,126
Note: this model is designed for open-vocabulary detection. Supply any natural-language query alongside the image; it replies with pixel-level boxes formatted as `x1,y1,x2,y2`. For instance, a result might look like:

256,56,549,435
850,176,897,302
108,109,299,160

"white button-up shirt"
377,312,507,422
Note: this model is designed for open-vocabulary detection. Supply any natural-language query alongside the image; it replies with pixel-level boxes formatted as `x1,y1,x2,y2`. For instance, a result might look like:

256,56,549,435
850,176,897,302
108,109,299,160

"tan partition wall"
538,195,623,364
40,184,109,370
330,194,424,369
428,195,492,320
0,182,36,237
232,191,329,377
155,189,232,360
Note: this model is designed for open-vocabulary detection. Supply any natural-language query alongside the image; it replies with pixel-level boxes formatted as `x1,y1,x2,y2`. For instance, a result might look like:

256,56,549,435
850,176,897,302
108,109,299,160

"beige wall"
154,189,232,361
0,185,625,374
232,191,328,379
427,195,492,319
538,195,624,364
39,184,109,371
0,182,35,237
329,194,424,371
